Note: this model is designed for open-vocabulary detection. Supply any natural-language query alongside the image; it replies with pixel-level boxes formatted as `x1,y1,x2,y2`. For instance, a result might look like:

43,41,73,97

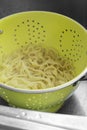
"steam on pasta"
0,43,75,90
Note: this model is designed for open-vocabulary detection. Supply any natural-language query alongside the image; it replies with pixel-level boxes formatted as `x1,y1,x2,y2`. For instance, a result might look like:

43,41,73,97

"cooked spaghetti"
0,43,75,90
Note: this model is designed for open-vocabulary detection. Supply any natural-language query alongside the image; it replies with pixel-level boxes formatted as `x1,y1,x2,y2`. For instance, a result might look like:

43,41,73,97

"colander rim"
0,68,87,93
0,10,86,31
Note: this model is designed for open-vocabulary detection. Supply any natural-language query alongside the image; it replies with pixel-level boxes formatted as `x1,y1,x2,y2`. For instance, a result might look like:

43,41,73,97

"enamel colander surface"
0,11,87,112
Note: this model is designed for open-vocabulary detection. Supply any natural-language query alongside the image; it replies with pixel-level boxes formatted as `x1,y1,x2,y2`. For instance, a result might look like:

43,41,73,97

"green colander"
0,11,87,112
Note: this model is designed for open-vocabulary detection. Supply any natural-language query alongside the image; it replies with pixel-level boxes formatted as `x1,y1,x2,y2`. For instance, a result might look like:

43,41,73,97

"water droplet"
38,114,42,119
27,116,32,120
21,111,27,117
16,112,28,119
35,113,42,119
16,115,20,118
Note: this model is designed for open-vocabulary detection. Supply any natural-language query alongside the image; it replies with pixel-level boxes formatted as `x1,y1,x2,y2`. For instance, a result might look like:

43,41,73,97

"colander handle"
79,74,87,81
73,74,87,86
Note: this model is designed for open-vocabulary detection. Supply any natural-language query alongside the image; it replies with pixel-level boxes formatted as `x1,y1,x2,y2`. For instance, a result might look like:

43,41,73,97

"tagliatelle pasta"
0,43,75,90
